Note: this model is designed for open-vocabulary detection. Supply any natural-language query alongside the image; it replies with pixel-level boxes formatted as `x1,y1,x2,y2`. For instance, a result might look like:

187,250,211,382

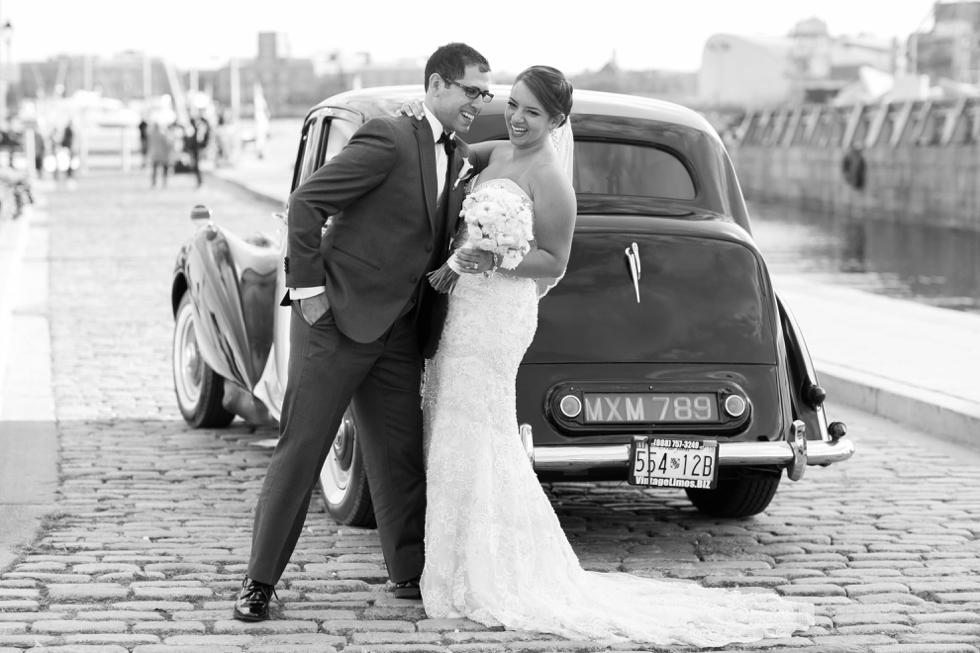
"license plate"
582,393,718,424
629,436,719,489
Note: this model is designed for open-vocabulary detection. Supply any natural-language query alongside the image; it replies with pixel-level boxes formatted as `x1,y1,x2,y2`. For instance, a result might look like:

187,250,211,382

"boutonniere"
453,157,474,190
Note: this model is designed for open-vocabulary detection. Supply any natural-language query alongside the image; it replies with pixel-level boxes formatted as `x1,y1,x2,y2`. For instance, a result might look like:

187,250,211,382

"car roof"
307,85,751,233
311,85,717,137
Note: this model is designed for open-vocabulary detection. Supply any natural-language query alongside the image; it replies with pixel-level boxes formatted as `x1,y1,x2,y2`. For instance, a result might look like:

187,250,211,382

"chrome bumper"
531,438,855,472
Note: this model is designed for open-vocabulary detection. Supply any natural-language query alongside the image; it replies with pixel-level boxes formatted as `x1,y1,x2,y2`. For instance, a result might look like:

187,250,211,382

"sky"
7,0,940,75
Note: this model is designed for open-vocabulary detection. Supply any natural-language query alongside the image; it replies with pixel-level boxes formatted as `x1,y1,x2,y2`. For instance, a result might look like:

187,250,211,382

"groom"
233,43,494,621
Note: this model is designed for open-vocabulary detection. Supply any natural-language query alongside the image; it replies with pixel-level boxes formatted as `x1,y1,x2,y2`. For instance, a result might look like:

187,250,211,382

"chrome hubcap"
323,412,356,505
174,303,203,408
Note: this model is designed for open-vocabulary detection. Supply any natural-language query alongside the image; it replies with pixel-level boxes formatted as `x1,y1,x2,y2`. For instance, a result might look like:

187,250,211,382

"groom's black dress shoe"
394,577,421,600
232,577,277,621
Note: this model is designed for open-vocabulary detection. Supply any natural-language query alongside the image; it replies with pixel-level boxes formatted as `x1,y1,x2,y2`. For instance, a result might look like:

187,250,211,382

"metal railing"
734,98,980,149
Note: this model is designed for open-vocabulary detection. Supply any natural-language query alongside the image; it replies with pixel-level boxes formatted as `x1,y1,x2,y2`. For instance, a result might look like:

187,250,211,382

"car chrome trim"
321,414,357,506
625,242,642,303
519,423,535,465
777,294,833,440
531,438,854,471
785,420,808,482
173,300,203,409
190,204,212,223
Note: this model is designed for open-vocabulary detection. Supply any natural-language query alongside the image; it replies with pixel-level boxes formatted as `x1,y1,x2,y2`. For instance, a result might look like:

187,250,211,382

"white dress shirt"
289,103,453,301
424,103,452,199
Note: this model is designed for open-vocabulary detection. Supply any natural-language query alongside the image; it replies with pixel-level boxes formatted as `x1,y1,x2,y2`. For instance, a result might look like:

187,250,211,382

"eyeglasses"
444,78,494,103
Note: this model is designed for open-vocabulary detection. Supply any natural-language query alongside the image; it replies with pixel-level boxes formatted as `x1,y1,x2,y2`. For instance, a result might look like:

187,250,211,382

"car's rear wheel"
173,292,235,428
685,469,781,518
320,407,376,528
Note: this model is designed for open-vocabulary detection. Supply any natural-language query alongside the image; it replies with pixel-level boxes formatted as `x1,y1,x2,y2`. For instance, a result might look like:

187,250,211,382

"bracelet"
484,252,500,278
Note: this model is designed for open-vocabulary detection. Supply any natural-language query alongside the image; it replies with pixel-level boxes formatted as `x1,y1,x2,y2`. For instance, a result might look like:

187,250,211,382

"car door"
266,109,361,417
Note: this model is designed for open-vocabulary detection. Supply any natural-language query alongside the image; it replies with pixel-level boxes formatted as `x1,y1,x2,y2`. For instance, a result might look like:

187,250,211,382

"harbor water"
749,200,980,315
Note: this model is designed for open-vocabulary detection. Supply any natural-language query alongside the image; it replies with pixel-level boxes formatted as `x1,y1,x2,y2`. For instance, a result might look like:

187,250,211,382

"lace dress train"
420,180,814,648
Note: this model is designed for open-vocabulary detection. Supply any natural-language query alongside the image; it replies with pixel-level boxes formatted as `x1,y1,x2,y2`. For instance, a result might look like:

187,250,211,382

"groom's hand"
298,293,330,326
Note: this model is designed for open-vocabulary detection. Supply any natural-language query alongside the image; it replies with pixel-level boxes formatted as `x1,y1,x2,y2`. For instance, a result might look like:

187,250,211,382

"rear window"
574,141,695,200
467,114,696,201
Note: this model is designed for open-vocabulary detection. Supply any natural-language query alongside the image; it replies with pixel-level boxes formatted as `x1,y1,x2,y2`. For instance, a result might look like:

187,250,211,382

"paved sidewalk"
0,192,58,576
209,159,980,448
775,277,979,448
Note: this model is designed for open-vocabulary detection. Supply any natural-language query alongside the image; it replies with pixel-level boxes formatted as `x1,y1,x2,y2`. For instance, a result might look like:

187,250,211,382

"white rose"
501,251,522,269
479,211,499,227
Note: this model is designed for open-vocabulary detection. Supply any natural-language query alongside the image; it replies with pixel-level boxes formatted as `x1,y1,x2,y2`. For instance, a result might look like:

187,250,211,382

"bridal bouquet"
427,185,534,294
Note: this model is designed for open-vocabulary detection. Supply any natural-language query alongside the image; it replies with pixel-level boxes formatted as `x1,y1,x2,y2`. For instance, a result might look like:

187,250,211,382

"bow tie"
437,132,456,155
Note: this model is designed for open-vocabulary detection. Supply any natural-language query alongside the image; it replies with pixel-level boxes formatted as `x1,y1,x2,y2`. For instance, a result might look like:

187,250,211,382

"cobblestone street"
2,171,980,653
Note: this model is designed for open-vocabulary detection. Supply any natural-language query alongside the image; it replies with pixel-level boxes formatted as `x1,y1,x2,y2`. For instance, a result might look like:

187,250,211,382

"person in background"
196,115,211,152
214,109,227,166
184,119,203,188
148,122,173,189
50,128,61,179
138,117,149,169
842,143,866,190
253,89,270,160
61,123,75,179
34,129,46,178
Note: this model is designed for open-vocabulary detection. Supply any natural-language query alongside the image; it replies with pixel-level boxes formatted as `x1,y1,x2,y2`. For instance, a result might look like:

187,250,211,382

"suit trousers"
247,302,426,585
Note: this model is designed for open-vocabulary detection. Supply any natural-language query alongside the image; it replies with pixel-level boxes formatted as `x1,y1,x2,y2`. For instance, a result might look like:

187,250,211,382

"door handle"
625,242,641,304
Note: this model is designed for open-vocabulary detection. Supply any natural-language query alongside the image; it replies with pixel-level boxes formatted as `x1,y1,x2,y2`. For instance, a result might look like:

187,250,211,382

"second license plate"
629,436,719,489
582,393,718,423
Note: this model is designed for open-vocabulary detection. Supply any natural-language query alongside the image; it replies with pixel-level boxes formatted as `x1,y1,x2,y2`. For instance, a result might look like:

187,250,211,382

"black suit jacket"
285,114,475,353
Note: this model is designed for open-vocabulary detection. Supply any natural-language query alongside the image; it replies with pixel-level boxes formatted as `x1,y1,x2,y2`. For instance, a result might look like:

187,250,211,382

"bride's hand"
455,247,492,274
396,98,425,120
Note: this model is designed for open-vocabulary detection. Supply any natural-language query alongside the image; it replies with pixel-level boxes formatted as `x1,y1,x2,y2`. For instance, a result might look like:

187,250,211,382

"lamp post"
0,20,9,131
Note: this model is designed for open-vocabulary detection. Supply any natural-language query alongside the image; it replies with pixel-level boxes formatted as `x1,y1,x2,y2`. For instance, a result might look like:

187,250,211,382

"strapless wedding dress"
420,178,814,647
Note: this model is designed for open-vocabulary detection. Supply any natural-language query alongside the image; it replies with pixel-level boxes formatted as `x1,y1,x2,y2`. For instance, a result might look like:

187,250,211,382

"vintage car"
171,86,854,527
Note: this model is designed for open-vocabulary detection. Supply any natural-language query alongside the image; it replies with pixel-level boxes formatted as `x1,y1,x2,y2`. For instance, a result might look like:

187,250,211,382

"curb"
818,361,980,452
207,170,979,451
206,169,287,208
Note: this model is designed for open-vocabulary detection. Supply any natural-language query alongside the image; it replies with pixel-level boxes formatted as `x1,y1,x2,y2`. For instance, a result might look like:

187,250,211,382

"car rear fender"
777,292,831,441
173,224,278,392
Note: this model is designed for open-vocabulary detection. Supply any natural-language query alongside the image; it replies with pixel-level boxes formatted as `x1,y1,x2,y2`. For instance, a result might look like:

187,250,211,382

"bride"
408,66,815,647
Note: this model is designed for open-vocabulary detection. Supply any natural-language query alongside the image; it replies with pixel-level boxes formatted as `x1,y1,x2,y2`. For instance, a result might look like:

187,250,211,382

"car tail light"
806,384,827,408
828,421,847,440
723,395,746,418
559,395,582,418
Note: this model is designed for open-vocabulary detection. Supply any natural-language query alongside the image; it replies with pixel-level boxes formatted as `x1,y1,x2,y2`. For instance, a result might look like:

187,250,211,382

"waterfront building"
570,56,698,106
19,52,171,102
212,32,318,118
312,50,422,90
911,1,980,84
699,18,896,107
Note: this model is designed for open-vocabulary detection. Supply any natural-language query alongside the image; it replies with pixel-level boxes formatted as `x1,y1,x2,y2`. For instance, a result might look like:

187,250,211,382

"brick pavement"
2,171,979,653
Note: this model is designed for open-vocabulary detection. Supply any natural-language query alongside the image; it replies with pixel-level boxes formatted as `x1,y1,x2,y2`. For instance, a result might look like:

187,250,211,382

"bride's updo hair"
515,66,573,127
